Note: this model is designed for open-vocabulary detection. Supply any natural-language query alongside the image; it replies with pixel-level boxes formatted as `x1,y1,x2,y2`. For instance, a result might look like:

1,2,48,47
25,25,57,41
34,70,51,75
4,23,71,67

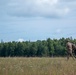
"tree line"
0,37,76,57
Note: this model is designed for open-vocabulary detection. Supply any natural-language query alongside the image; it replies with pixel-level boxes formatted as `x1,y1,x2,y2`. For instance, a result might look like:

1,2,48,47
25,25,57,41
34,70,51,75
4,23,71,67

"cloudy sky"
0,0,76,42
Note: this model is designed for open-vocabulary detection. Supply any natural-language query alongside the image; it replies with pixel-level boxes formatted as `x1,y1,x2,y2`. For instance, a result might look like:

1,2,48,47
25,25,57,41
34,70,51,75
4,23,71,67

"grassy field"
0,57,76,75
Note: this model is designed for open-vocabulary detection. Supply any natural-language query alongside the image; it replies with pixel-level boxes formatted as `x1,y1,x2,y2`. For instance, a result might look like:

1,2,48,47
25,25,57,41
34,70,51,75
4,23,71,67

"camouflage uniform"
66,41,75,60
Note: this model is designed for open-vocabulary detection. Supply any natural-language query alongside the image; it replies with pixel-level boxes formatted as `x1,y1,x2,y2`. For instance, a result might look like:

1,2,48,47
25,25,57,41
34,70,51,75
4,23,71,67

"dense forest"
0,37,76,57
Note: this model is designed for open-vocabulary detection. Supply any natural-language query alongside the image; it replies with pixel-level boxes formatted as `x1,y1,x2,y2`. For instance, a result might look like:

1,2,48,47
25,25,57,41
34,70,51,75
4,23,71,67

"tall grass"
0,57,76,75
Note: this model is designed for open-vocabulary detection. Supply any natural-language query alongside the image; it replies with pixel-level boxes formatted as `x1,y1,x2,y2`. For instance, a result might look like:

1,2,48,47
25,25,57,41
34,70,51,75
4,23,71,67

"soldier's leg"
67,54,70,60
67,52,70,60
73,49,76,58
70,52,75,60
73,52,76,58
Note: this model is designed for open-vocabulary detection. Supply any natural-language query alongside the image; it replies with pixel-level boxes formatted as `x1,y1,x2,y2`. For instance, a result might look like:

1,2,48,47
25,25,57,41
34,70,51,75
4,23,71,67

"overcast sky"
0,0,76,42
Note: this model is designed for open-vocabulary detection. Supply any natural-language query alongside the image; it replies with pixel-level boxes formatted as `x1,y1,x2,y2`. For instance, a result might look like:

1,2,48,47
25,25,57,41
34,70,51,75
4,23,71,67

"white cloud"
17,38,24,42
56,29,62,33
6,0,70,18
64,7,70,13
1,0,76,19
61,0,76,2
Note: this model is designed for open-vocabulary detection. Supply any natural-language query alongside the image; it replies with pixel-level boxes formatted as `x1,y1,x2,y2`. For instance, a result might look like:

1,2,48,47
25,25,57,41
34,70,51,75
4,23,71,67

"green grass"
0,57,76,75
